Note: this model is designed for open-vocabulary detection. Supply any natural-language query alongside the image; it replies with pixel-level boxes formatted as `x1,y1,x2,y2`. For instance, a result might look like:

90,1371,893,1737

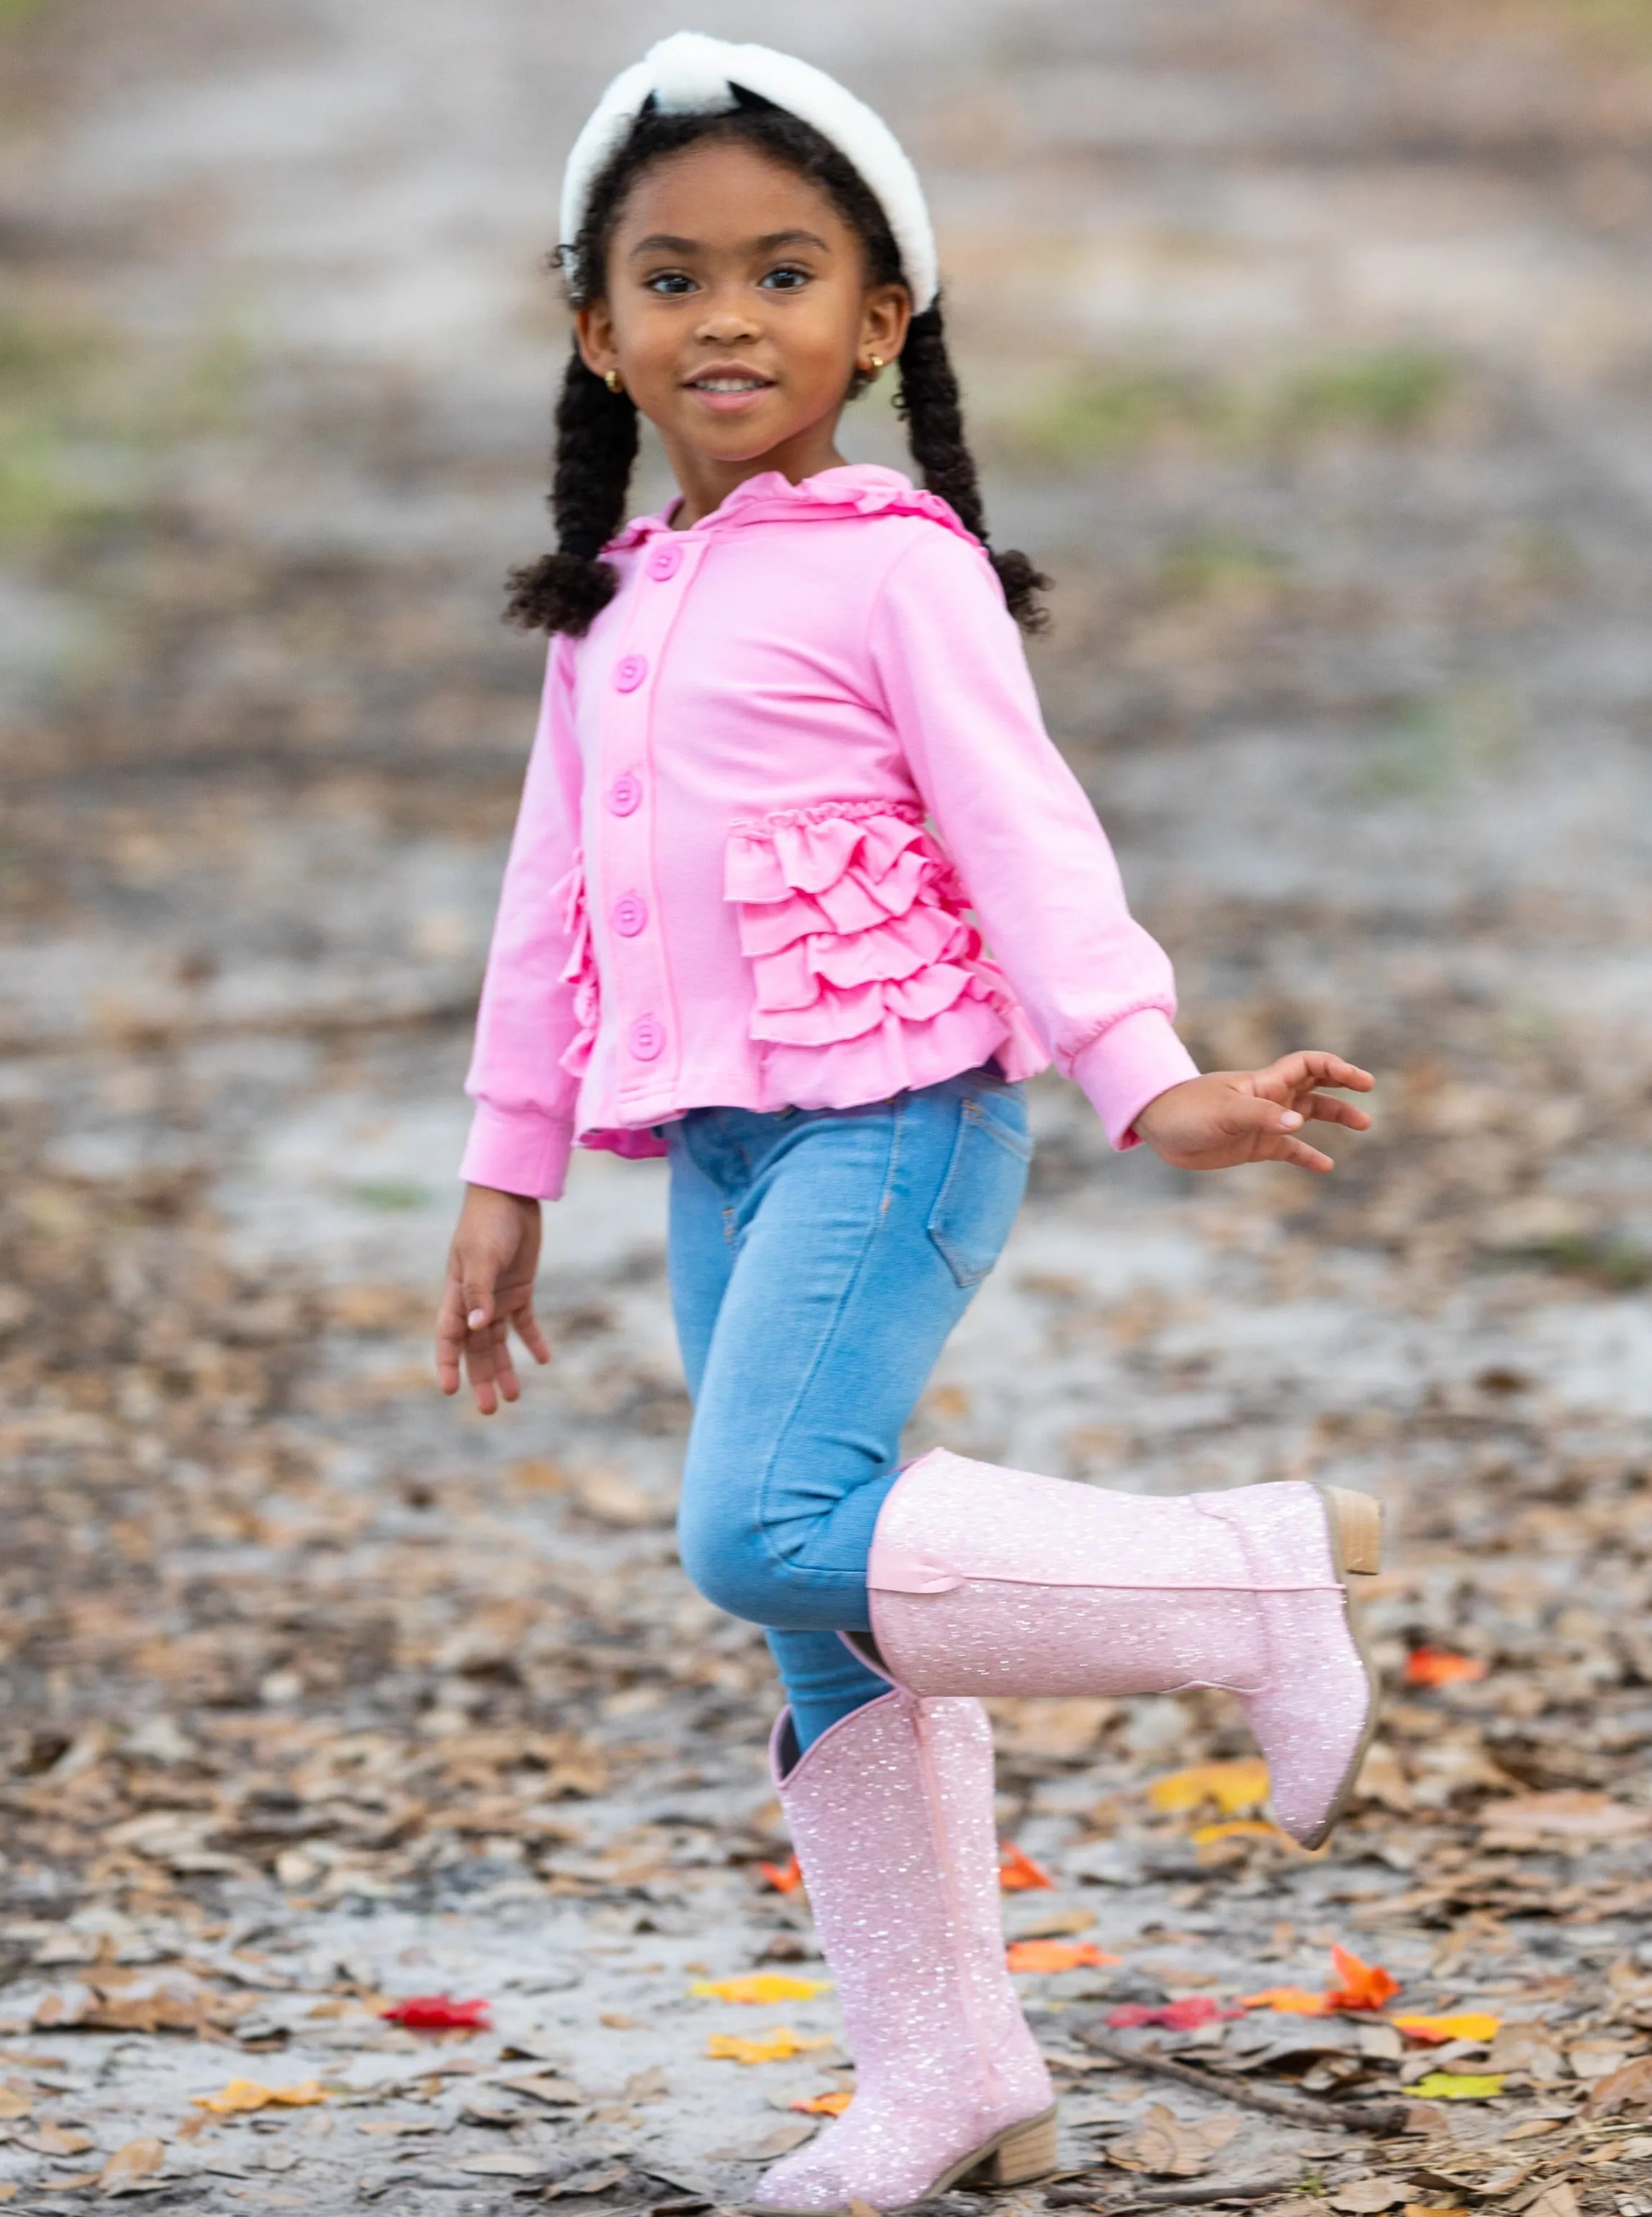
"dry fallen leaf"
459,2151,549,2177
1478,1792,1651,1843
790,2090,853,2116
1148,1759,1269,1816
707,2028,836,2065
191,2078,329,2115
22,2123,94,2154
99,2138,166,2194
1109,2102,1239,2177
1329,2182,1414,2214
1525,2187,1579,2217
0,2088,30,2121
1586,2055,1652,2113
692,1974,831,2004
759,1856,805,1893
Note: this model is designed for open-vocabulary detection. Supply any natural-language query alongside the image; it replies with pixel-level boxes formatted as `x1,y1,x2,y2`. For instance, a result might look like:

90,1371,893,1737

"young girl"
436,35,1380,2214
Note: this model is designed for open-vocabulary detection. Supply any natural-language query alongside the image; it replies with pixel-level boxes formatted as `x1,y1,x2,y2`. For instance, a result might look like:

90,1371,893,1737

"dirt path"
3,1,1652,2210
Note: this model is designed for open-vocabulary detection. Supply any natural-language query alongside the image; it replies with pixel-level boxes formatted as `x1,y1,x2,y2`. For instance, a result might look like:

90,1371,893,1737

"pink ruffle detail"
554,851,600,1080
724,803,1044,1079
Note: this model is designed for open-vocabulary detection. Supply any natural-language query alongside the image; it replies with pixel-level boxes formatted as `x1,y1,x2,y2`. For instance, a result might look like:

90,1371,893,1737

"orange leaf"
998,1843,1054,1891
1325,1944,1399,2012
1006,1940,1120,1973
1240,1986,1335,2015
790,2090,854,2116
1404,1648,1487,1688
759,1856,804,1893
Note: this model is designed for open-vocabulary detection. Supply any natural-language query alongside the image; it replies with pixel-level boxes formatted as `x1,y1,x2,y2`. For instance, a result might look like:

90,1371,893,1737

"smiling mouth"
685,373,775,393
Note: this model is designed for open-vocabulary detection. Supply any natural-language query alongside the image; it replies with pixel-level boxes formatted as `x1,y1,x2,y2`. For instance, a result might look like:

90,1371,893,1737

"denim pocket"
926,1085,1033,1289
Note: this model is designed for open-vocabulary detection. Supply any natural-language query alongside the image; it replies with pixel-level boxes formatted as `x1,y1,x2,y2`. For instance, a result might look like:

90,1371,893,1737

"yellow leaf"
1149,1759,1269,1816
1191,1820,1288,1846
191,2078,330,2116
1393,2012,1500,2044
1412,2072,1506,2100
1405,2206,1468,2217
705,2028,836,2066
691,1975,831,2004
790,2090,853,2116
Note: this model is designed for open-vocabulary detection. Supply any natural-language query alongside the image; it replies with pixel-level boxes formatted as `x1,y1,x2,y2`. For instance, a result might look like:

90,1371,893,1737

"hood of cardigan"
606,464,981,553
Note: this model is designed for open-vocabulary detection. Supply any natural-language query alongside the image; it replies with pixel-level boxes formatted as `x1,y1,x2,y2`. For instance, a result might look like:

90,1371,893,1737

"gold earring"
865,353,885,376
604,369,623,394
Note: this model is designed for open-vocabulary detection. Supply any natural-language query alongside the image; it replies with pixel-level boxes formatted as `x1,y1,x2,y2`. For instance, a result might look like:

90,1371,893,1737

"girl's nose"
695,297,761,346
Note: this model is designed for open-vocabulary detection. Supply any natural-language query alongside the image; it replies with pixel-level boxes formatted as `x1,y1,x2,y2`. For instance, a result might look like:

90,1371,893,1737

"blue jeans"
666,1070,1032,1750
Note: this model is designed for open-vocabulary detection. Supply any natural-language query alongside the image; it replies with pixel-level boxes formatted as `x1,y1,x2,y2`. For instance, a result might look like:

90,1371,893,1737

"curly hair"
505,91,1049,637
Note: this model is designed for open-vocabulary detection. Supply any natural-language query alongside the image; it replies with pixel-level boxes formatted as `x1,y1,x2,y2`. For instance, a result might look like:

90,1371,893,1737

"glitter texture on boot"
867,1452,1378,1849
751,1690,1055,2215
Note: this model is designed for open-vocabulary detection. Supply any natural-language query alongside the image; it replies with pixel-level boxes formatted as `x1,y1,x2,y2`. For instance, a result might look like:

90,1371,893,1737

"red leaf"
1107,1997,1245,2031
998,1842,1055,1892
381,1994,491,2031
759,1856,804,1894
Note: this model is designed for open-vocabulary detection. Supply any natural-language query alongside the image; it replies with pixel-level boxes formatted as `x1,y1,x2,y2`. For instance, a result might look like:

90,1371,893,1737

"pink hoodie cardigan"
460,464,1199,1201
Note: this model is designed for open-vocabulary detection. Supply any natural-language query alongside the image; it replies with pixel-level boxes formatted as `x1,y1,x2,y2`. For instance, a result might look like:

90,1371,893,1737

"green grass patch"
1489,1231,1652,1292
0,295,256,551
1153,528,1291,597
998,346,1460,466
1353,684,1521,800
349,1182,434,1213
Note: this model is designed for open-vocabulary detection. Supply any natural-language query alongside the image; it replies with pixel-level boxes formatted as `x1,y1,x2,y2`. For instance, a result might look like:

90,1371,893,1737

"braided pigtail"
505,344,639,636
895,300,1050,634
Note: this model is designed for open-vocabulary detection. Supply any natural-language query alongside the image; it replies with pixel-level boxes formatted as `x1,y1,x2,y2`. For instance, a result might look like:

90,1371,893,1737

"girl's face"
575,140,910,495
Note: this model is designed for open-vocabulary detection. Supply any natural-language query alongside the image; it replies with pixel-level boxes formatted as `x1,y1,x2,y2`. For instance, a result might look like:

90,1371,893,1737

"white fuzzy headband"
559,32,938,312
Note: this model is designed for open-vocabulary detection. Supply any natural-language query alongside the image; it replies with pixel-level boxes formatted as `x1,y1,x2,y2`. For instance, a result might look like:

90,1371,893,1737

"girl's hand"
1134,1051,1374,1174
435,1184,551,1414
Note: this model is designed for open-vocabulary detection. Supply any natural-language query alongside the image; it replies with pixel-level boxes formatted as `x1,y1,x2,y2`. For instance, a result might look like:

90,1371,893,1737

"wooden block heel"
984,2106,1058,2186
1324,1486,1383,1576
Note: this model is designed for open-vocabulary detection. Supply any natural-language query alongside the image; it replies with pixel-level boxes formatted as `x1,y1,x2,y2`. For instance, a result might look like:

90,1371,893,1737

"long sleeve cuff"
458,1102,576,1201
1069,1008,1200,1152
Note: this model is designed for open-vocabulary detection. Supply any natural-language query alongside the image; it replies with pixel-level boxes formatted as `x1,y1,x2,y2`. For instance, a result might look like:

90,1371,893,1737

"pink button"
608,772,642,816
612,892,647,938
629,1015,664,1062
614,653,647,692
648,543,682,581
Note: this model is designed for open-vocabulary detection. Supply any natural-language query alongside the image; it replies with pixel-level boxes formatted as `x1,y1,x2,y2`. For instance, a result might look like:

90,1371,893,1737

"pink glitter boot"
865,1453,1381,1849
750,1690,1055,2216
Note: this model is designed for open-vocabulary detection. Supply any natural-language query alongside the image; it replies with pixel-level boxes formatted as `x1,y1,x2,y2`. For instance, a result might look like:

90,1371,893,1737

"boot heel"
988,2107,1058,2185
1324,1486,1382,1576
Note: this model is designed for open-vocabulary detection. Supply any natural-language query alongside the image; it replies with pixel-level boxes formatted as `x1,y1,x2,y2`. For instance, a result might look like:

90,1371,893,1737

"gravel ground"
3,1,1652,2210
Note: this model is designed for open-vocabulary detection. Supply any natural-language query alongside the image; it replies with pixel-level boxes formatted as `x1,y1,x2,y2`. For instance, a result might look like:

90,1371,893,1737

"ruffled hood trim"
606,466,980,555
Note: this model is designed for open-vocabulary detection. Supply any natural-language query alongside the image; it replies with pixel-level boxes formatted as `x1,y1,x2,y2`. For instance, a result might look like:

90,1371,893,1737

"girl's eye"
760,264,811,292
644,271,697,295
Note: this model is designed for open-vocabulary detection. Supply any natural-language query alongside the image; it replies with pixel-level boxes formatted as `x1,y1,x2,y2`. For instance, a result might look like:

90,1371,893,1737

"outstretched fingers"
1269,1049,1375,1096
1298,1088,1373,1131
1222,1093,1336,1173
